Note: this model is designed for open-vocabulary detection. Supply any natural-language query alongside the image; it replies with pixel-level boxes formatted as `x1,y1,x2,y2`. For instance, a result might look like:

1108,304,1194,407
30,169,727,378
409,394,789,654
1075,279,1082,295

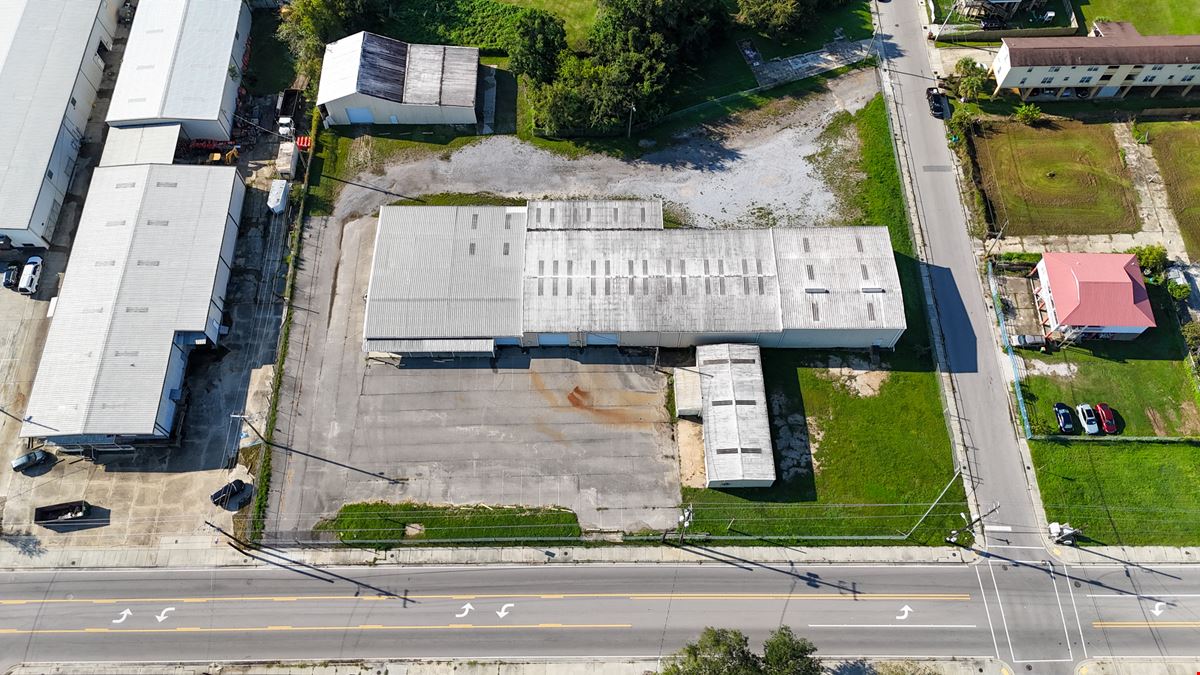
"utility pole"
627,103,637,139
677,503,694,545
945,502,999,545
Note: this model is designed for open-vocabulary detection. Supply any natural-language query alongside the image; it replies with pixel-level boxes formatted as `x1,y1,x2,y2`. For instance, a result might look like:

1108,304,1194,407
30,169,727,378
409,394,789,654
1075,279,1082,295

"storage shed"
697,344,775,488
317,32,479,126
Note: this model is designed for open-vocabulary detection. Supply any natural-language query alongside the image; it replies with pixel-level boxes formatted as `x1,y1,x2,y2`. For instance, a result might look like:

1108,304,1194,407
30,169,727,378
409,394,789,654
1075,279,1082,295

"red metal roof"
1042,252,1156,329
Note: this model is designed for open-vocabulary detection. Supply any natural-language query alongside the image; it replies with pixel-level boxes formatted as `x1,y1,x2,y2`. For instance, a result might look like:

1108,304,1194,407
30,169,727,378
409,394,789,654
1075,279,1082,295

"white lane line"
1086,594,1200,599
984,525,1013,532
1047,561,1074,662
988,560,1017,664
807,624,977,629
1014,658,1075,664
975,565,1000,659
987,545,1044,550
1063,564,1088,659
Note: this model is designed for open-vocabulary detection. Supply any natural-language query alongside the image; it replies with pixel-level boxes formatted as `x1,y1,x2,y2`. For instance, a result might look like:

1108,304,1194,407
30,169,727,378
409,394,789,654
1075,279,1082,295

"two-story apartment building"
992,22,1200,99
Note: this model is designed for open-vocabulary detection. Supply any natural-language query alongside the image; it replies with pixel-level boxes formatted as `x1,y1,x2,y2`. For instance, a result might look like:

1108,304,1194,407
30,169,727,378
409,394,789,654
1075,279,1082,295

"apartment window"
1019,77,1027,85
1151,65,1165,71
1086,66,1100,72
69,96,77,108
1144,75,1156,83
1183,75,1196,83
1049,66,1062,72
1027,67,1034,73
1192,65,1200,70
1041,77,1054,84
45,169,54,180
1079,76,1093,84
1099,74,1112,81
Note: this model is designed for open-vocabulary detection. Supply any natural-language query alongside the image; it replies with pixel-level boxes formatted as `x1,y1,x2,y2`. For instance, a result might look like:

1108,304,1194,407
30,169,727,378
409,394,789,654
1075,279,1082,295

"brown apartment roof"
1004,22,1200,67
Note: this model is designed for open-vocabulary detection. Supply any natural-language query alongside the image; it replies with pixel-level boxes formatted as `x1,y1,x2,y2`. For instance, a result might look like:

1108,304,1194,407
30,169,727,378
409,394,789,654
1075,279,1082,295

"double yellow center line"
0,623,632,637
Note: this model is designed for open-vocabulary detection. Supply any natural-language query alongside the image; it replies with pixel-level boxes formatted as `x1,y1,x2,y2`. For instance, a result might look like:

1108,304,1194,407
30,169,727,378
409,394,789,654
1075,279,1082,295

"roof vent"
804,287,828,293
861,287,885,293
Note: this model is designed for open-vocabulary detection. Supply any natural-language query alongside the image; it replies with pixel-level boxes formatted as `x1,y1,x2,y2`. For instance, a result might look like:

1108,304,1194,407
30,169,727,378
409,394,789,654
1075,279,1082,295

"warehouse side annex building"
363,200,907,356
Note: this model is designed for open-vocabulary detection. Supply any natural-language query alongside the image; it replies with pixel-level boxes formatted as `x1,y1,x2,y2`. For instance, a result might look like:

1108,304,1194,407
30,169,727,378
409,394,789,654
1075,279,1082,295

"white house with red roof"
1033,252,1156,342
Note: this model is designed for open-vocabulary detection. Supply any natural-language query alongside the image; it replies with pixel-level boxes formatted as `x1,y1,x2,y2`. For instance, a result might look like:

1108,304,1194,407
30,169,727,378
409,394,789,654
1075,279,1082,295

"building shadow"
926,263,979,373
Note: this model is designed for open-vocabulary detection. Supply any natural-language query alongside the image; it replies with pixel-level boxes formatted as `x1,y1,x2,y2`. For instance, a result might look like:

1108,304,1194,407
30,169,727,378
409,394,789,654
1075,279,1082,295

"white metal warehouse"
363,200,907,355
317,32,479,126
0,0,119,249
20,163,246,448
696,344,776,488
106,0,251,140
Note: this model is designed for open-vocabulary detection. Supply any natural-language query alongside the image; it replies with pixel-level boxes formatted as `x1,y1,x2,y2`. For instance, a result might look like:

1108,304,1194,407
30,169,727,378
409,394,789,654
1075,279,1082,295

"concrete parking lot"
269,216,681,537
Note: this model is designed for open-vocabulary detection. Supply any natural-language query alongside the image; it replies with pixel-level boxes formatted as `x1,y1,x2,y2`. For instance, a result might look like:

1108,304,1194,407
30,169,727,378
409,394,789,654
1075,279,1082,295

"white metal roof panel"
522,229,784,334
0,0,105,234
365,338,495,354
527,200,664,230
107,0,245,125
698,343,776,484
438,44,479,108
402,44,446,106
21,164,241,439
316,31,365,105
773,227,906,332
363,206,527,343
99,124,181,167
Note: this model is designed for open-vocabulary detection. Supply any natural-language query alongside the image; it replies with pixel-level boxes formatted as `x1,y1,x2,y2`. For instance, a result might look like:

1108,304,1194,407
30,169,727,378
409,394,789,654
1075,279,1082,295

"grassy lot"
306,125,481,216
736,0,874,60
973,121,1139,236
681,94,967,546
390,192,524,207
932,0,1073,28
246,10,295,95
1074,0,1200,34
1032,439,1200,546
318,502,581,549
1020,287,1200,437
504,0,597,49
1144,121,1200,260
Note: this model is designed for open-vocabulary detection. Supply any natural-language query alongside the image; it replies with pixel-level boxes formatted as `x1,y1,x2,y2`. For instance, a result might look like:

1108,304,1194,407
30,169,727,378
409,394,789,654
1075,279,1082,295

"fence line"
987,260,1034,438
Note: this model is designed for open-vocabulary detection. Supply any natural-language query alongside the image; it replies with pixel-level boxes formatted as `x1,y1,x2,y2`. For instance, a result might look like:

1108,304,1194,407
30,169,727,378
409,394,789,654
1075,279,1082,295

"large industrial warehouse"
363,200,907,355
106,0,251,140
317,31,480,126
0,0,119,249
21,162,246,448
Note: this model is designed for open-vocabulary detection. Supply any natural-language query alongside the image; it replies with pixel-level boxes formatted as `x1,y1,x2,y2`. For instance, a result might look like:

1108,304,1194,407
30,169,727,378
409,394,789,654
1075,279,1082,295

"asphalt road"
2,563,1199,672
875,0,1044,550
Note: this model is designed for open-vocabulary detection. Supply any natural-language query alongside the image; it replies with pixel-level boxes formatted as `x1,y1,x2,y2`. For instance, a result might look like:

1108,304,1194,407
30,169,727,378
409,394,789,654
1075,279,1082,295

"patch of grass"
503,0,598,50
1144,121,1200,260
305,126,481,216
1073,0,1200,35
683,349,964,546
246,11,295,95
317,502,582,549
974,121,1139,236
737,0,875,60
1032,439,1200,546
390,192,524,207
670,37,758,111
1021,287,1200,437
383,0,528,51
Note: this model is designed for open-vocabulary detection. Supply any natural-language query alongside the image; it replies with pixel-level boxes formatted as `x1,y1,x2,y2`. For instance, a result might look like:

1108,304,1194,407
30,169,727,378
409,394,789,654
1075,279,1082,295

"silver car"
1075,403,1100,435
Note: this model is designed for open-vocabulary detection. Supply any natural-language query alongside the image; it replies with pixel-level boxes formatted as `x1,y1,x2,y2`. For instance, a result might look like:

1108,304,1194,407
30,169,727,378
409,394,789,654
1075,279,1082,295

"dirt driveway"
333,69,878,227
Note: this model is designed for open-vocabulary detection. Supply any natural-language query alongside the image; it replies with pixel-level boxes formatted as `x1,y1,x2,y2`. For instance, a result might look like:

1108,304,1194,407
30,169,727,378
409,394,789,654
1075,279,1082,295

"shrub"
1014,102,1043,126
1182,321,1200,353
995,251,1042,265
1126,244,1169,278
1169,280,1192,302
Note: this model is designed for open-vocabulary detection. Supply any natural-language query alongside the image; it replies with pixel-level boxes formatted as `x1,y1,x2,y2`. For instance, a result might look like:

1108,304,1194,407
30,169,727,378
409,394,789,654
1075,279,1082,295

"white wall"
323,92,477,126
994,43,1200,95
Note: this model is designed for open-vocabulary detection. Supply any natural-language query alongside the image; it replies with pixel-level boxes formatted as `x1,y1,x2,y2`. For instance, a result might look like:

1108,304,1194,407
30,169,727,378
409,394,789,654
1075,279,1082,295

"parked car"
10,449,50,472
2,262,19,289
1076,403,1100,435
1011,334,1046,349
980,17,1006,30
926,87,945,118
1095,402,1117,434
210,479,247,507
1053,402,1074,434
17,255,42,295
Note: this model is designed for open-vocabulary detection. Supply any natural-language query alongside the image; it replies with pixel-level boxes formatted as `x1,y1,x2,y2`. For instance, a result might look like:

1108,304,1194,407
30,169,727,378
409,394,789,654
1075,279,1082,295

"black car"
2,262,19,289
11,449,50,472
926,87,945,118
980,18,1007,30
210,479,247,507
1053,402,1074,434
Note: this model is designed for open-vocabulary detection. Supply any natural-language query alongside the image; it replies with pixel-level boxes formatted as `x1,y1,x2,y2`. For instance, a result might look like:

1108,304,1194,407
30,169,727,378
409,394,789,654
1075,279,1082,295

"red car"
1095,403,1117,434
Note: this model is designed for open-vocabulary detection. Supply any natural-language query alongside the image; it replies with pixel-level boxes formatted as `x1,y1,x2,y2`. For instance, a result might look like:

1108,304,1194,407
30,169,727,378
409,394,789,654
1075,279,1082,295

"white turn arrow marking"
1150,602,1166,617
155,607,176,623
455,603,474,618
895,605,914,620
111,609,132,624
496,603,515,619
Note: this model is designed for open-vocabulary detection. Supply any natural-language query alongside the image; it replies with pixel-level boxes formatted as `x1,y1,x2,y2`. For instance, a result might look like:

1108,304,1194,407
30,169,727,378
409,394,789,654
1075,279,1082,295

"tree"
948,106,977,138
278,0,346,84
509,11,568,84
1126,244,1169,277
1181,321,1200,353
662,627,820,675
1014,102,1043,126
736,0,809,34
955,56,986,77
761,626,821,675
959,73,985,101
1169,280,1192,302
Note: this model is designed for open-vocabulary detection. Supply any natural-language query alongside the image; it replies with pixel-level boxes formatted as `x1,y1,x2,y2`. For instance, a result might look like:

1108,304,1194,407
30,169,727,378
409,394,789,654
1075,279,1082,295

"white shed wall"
323,92,477,126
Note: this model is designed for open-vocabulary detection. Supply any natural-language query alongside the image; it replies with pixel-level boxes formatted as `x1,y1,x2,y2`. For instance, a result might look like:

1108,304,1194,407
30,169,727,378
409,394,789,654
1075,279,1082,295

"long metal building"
363,200,907,356
20,162,246,448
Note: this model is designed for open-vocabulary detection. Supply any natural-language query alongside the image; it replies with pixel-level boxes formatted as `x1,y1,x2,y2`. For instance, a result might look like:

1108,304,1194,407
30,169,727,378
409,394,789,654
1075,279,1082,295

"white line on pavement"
807,624,977,629
1064,564,1089,659
988,560,1017,664
975,565,1000,659
984,525,1013,532
1047,561,1074,662
987,545,1044,550
1086,594,1200,599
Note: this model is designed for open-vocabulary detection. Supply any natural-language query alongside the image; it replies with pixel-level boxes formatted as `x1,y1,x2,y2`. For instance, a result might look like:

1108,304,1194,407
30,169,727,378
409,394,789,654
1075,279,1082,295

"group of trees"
735,0,856,35
278,0,393,85
663,626,821,675
519,0,730,136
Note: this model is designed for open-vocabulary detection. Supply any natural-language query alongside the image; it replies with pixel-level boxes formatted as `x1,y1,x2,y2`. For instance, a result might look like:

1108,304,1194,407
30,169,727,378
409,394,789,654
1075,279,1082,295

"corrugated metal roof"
0,0,106,234
363,206,527,345
100,124,181,167
698,344,776,484
773,227,906,332
107,0,247,126
1040,252,1155,328
317,32,478,109
365,338,495,354
20,164,242,439
523,229,784,334
527,200,664,230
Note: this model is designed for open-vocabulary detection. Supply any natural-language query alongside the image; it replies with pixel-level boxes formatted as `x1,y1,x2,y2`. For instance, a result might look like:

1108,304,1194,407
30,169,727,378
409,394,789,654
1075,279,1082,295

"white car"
1076,403,1100,435
17,255,42,295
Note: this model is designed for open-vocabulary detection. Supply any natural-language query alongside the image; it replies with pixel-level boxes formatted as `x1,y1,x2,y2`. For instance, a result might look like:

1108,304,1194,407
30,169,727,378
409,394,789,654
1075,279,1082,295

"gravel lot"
333,69,878,227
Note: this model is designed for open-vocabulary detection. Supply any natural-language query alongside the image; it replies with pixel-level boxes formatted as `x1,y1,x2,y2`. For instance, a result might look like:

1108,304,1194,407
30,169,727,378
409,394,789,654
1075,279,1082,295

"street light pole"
627,103,637,139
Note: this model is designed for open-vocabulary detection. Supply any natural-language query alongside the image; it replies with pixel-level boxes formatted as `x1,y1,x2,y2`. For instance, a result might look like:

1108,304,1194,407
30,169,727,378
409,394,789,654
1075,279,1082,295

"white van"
17,256,42,295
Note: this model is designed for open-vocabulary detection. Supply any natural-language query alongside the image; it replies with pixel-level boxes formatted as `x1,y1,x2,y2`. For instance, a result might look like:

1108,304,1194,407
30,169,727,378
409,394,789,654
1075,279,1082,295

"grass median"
318,502,582,549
